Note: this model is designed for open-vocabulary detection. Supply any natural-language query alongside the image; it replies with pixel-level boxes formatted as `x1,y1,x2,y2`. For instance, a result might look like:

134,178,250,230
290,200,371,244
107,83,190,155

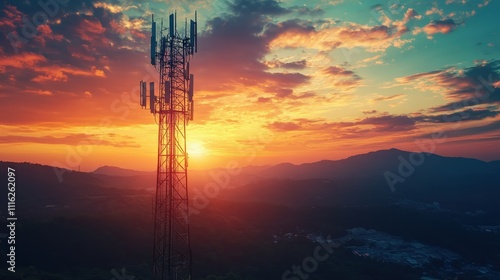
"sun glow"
187,141,207,158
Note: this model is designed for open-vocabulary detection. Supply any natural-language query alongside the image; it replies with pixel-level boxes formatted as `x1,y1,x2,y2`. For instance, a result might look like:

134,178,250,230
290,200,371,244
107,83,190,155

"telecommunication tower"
139,11,198,280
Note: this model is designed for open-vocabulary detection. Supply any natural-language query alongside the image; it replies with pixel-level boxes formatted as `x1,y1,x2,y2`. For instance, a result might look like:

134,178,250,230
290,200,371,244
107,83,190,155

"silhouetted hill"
250,148,491,181
2,149,499,216
93,165,153,177
1,151,500,280
0,161,155,218
218,149,500,211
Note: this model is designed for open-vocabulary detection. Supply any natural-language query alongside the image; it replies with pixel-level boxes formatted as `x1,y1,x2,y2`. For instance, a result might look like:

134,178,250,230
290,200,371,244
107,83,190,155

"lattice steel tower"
139,11,198,280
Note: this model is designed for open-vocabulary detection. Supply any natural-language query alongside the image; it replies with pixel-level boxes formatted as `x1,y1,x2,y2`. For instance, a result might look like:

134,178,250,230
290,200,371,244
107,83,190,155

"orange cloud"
321,66,362,90
34,24,64,47
0,133,140,148
270,8,419,52
0,5,23,29
76,18,107,43
92,67,106,77
31,65,106,82
270,22,413,52
0,52,47,72
93,2,137,14
266,115,418,141
23,89,53,96
415,19,458,36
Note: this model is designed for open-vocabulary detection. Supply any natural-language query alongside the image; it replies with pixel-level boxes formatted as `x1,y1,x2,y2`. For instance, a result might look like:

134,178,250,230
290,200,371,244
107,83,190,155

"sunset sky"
1,0,499,171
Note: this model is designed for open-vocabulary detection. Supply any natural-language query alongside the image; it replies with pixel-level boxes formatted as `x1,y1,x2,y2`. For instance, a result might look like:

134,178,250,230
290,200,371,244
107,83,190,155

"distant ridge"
2,148,500,211
216,148,500,210
255,148,489,180
92,165,153,177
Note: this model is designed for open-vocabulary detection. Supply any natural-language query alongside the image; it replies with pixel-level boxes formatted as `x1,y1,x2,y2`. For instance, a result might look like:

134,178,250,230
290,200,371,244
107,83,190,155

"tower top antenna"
140,10,199,280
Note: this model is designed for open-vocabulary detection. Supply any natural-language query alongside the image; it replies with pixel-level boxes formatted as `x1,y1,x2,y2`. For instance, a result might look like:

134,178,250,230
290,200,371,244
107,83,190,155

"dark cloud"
267,114,417,133
267,121,301,131
196,1,311,91
399,60,500,112
281,60,307,69
274,87,293,98
267,110,499,138
0,0,315,127
264,18,316,38
422,19,458,35
358,115,416,132
0,0,146,54
268,59,307,70
446,135,500,145
227,0,290,16
418,121,500,139
267,106,500,140
372,94,403,102
0,0,160,126
257,96,272,103
323,66,362,89
263,86,316,99
414,109,499,123
268,106,499,137
324,66,357,77
432,62,500,112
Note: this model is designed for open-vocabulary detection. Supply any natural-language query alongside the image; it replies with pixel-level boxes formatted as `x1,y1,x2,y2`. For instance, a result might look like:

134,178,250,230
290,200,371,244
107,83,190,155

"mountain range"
1,148,500,279
1,148,499,216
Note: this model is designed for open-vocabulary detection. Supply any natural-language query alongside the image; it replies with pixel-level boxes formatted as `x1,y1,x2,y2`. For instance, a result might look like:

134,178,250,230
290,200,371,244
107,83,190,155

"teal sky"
1,0,499,170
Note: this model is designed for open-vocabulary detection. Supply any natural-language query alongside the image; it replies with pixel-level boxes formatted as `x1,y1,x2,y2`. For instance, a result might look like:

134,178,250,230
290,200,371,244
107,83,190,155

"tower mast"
140,11,198,280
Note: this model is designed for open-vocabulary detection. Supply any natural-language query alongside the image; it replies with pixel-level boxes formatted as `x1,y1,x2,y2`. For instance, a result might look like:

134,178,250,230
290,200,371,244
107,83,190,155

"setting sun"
188,141,207,158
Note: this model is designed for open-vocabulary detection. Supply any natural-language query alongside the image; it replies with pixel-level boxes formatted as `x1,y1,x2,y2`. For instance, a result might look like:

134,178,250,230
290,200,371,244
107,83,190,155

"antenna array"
139,11,198,280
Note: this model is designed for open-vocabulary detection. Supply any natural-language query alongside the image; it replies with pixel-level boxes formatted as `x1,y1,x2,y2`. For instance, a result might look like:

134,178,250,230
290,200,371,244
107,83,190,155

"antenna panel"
150,82,155,113
169,14,175,37
140,81,147,107
194,23,197,53
165,81,170,103
139,81,142,106
150,15,156,65
190,100,194,121
190,20,195,51
188,74,194,102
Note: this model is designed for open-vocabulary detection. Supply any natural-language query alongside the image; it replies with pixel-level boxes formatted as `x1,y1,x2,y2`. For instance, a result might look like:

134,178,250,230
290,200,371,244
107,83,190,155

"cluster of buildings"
274,227,500,279
337,228,460,268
